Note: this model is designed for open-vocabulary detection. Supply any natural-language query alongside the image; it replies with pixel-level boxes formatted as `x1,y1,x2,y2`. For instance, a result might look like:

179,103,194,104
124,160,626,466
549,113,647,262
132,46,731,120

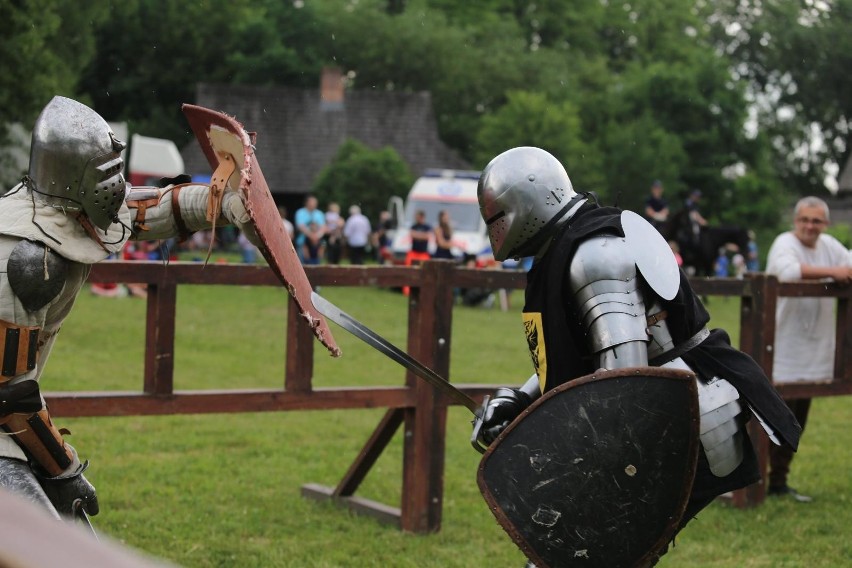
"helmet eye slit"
486,210,506,225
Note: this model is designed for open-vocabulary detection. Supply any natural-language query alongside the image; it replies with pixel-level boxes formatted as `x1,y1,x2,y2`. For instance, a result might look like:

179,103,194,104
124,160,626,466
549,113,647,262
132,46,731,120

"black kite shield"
478,367,699,568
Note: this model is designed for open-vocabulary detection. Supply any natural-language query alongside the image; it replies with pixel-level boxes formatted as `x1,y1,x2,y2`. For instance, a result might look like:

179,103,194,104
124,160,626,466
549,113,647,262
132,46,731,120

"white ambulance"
388,169,490,263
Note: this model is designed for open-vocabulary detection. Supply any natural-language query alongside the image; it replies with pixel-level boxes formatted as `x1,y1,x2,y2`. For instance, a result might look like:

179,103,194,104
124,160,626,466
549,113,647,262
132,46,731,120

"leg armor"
2,409,75,477
0,457,59,518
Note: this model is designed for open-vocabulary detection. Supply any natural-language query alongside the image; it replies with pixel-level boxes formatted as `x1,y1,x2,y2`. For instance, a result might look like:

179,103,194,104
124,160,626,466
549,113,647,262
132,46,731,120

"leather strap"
126,196,160,233
0,320,40,378
170,184,192,242
649,327,710,367
646,310,668,326
207,153,237,223
2,409,73,476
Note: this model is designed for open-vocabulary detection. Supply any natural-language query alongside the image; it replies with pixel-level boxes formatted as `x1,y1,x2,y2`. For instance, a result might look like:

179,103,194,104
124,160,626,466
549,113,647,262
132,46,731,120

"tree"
312,139,414,220
0,0,108,185
0,0,106,126
472,90,605,195
716,0,852,195
79,0,257,141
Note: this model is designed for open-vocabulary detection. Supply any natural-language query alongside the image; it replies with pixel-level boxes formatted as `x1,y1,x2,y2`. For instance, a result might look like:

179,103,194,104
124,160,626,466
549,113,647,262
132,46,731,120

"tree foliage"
714,0,852,195
311,139,414,219
3,0,847,232
0,1,107,128
473,91,605,195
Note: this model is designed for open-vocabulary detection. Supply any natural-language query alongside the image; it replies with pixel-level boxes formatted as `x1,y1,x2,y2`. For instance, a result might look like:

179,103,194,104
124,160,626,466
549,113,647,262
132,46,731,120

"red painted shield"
182,104,340,357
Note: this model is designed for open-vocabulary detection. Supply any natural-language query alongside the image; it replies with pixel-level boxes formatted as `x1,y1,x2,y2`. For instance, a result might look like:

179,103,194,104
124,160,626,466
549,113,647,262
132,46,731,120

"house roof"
181,83,470,195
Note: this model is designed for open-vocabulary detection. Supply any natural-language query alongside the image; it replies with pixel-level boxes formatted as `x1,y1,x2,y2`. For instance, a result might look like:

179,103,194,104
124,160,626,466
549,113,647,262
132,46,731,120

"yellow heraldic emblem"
522,312,547,391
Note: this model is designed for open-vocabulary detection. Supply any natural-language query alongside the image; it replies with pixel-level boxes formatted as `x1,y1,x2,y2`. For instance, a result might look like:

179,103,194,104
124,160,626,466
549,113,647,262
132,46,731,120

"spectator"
746,230,760,272
343,205,372,265
372,210,394,263
765,196,852,502
731,253,747,279
278,205,295,242
684,189,708,245
407,210,432,265
301,220,325,265
122,240,156,298
237,231,258,264
404,210,432,295
644,179,669,231
432,210,456,260
294,195,326,264
714,248,729,278
669,240,683,267
325,202,344,264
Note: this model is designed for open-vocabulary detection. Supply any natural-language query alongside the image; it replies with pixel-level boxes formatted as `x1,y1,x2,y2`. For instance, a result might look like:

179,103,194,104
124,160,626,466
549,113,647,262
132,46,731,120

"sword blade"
73,499,99,541
310,292,480,414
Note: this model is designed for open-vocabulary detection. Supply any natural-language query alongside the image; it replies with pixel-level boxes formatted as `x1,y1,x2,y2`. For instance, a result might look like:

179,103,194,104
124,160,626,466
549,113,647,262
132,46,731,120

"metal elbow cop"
27,96,128,231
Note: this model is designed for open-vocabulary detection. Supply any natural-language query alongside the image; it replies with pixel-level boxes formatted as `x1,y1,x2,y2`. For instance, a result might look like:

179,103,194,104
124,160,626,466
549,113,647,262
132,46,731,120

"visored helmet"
28,96,127,231
478,147,578,261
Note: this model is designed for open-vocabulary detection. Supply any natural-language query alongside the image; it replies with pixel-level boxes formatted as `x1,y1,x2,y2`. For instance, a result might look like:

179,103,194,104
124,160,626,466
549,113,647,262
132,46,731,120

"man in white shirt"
765,196,852,502
343,205,372,265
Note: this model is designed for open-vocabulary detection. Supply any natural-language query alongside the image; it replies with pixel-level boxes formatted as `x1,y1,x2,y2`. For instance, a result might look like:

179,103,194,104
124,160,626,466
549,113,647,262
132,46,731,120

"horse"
659,210,750,278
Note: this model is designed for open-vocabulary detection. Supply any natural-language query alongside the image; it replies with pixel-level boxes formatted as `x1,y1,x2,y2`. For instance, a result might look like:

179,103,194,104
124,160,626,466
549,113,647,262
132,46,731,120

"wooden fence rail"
43,261,851,532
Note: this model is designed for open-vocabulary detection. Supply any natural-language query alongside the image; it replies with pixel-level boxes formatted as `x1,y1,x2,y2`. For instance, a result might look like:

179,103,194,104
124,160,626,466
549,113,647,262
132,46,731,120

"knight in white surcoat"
0,96,256,519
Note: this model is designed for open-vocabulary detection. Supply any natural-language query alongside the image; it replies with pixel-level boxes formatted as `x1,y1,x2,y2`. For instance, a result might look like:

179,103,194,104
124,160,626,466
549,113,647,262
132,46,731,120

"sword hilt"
470,395,491,454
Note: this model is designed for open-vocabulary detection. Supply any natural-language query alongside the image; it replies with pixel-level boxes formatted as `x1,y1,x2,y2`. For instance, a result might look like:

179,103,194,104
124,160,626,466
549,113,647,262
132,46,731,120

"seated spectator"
325,202,344,264
301,220,325,265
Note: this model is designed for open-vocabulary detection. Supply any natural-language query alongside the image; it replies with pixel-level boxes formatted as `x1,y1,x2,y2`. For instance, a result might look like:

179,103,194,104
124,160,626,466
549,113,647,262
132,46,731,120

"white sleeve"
765,235,802,281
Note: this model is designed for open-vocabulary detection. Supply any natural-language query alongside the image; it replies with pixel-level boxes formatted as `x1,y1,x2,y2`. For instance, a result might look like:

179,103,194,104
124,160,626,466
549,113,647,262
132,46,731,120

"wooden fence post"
400,261,455,533
285,294,314,393
730,274,778,507
143,269,176,395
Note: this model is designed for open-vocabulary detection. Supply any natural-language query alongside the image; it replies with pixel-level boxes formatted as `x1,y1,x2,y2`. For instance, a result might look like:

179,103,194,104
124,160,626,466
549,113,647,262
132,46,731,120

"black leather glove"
479,387,533,445
35,459,99,517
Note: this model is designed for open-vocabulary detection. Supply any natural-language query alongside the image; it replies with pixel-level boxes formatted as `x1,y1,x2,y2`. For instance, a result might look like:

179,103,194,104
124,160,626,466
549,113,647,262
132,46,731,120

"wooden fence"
44,261,851,532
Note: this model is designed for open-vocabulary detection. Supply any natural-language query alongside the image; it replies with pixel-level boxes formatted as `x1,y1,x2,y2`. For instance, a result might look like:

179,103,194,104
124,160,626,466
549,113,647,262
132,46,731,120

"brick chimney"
320,66,344,110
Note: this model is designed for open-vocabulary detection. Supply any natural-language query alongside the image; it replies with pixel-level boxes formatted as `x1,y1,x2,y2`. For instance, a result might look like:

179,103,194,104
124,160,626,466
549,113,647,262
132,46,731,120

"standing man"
643,179,669,231
294,195,326,264
473,147,800,565
343,205,372,265
765,196,852,502
406,210,432,265
403,210,432,295
684,188,708,244
372,210,394,263
0,96,258,521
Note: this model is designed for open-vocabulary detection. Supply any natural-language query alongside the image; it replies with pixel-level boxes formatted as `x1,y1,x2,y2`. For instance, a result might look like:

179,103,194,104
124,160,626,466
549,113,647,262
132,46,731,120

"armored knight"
474,147,801,562
0,96,257,519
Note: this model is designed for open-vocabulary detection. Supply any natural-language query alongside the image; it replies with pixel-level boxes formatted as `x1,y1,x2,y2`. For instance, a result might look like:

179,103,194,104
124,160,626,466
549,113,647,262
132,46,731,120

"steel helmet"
478,147,578,261
28,96,127,231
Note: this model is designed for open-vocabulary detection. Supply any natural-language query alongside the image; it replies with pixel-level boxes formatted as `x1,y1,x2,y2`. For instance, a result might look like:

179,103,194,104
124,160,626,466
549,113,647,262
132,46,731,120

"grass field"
45,282,851,567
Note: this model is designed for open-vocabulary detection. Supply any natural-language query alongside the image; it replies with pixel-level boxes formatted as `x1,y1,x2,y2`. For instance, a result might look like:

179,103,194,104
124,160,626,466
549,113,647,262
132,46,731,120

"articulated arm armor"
569,228,747,477
570,235,651,369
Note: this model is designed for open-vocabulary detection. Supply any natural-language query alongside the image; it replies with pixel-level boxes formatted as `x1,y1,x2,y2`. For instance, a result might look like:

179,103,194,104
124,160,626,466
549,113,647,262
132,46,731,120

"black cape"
523,203,801,451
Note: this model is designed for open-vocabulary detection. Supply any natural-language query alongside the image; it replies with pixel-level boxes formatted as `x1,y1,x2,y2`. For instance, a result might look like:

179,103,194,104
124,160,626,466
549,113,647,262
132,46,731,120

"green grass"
45,284,850,567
